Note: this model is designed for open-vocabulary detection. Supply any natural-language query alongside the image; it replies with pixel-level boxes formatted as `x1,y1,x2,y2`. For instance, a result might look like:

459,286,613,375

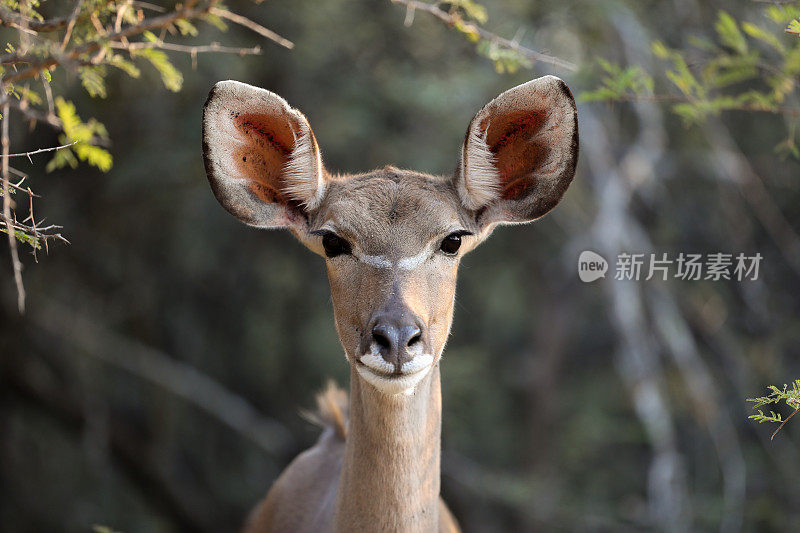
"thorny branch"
390,0,577,71
5,141,77,160
1,103,24,312
0,0,293,311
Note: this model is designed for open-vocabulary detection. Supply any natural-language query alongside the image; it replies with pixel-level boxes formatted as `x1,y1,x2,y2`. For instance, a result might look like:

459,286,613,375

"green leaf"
175,19,199,37
133,48,183,92
715,11,747,55
15,86,42,105
579,59,653,102
107,53,141,78
203,13,228,32
766,6,800,25
742,22,785,52
448,0,488,25
49,98,112,172
78,66,107,98
702,52,759,89
74,142,113,172
0,227,42,250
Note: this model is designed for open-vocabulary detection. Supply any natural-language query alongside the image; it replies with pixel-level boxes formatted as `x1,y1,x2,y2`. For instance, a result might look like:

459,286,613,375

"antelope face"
202,76,578,395
312,170,477,394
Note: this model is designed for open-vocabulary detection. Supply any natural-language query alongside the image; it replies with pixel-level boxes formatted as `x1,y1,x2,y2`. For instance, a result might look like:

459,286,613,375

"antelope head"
202,76,578,396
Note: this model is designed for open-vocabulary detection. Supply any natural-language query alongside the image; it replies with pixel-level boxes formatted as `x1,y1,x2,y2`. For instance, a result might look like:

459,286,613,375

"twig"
61,0,84,50
4,141,77,160
0,6,72,32
114,0,132,34
208,7,294,49
133,1,165,13
772,407,800,440
40,71,54,117
3,98,61,128
1,103,25,312
0,52,35,65
109,40,262,56
0,219,65,237
389,0,576,71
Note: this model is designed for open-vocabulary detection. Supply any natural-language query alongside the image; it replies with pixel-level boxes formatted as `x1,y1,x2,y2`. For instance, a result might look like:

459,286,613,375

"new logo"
578,251,608,283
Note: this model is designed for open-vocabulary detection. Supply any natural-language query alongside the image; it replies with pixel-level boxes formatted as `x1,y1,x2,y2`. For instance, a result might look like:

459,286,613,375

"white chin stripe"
359,353,395,374
401,354,433,374
356,363,433,396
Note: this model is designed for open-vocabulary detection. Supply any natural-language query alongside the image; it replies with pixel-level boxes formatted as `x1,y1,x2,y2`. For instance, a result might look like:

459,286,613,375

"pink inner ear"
231,112,296,204
486,110,553,201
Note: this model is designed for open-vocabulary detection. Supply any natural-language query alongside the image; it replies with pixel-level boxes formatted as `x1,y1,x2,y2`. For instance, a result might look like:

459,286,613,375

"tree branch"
0,6,72,32
208,7,294,49
109,40,263,57
2,0,214,86
389,0,577,71
1,103,25,313
4,141,77,160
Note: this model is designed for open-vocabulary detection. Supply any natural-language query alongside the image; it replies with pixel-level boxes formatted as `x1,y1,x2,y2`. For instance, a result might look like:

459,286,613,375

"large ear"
202,80,325,230
455,75,578,227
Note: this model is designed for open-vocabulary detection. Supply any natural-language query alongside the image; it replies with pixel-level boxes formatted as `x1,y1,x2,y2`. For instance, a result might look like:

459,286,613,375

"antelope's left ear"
455,75,578,228
202,80,325,232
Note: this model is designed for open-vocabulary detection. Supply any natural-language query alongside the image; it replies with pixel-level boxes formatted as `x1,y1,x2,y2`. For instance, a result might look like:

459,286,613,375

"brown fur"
202,77,579,533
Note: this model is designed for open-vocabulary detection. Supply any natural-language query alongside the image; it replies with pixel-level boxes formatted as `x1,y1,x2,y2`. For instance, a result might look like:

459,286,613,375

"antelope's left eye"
321,232,351,258
440,233,463,255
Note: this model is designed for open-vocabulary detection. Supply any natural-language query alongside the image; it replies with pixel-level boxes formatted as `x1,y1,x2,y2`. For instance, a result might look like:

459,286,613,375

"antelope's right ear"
202,81,326,230
455,76,578,229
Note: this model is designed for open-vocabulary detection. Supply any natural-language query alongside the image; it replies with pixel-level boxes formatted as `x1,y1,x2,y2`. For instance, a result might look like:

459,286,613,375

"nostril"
407,332,422,347
373,329,392,351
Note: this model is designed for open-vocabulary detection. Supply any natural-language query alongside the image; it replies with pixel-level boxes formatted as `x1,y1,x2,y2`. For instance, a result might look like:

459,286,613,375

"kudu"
202,75,578,532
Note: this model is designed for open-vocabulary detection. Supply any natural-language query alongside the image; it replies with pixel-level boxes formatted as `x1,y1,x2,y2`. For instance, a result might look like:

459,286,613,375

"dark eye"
440,233,463,256
322,232,351,258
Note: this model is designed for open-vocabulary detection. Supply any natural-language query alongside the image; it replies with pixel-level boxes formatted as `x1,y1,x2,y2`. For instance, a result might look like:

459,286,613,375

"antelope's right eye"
321,232,351,258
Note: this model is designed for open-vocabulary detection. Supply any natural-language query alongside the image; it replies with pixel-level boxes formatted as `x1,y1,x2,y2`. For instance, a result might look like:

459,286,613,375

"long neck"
333,365,442,532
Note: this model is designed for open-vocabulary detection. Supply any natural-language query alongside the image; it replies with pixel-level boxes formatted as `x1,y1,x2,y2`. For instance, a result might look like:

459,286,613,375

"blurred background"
1,0,799,531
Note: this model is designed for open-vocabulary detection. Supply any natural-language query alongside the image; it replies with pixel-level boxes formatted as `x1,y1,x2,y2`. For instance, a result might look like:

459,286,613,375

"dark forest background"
1,0,799,531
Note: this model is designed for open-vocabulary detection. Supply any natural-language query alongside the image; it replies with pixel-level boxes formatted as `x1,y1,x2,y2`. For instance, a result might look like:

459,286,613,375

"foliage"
580,59,654,102
0,0,288,311
46,97,111,172
748,380,800,439
582,4,800,155
392,0,574,73
428,1,531,73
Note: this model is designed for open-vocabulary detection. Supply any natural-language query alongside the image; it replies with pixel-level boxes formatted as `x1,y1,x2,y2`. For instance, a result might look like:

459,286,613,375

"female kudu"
202,75,578,532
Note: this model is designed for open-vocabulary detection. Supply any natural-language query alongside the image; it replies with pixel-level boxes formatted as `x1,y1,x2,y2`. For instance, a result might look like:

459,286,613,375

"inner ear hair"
458,116,502,210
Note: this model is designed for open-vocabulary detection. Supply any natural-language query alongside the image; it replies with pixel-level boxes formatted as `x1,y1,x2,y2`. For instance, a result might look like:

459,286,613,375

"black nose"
369,312,424,372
